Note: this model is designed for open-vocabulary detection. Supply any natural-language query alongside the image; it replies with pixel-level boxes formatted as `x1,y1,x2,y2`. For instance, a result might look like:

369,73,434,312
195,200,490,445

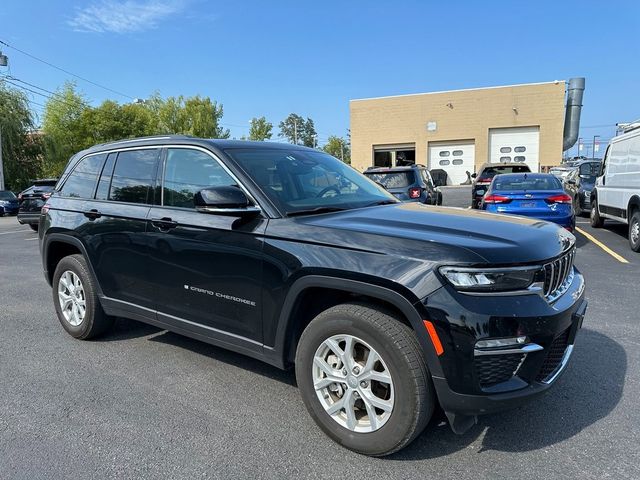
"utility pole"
0,125,4,190
340,141,344,162
592,135,600,159
293,120,298,145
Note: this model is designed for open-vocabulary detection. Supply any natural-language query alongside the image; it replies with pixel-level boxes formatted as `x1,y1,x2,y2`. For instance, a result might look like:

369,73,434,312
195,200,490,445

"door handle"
84,209,102,220
151,217,178,231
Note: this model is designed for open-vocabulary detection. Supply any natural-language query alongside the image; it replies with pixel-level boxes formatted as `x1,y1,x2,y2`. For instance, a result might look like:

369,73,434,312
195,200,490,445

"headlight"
439,266,541,292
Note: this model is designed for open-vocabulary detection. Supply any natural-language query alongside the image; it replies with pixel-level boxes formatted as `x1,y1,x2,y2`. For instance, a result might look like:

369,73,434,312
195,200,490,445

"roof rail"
616,120,640,134
96,134,194,148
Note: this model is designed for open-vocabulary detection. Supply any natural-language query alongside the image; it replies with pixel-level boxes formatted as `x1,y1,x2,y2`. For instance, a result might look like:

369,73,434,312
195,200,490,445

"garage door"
489,126,540,172
428,142,475,185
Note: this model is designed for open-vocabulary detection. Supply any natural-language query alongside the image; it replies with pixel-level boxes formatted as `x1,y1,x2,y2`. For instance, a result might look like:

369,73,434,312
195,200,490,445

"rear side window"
59,154,107,198
163,148,235,208
95,153,117,200
364,171,415,188
109,149,160,204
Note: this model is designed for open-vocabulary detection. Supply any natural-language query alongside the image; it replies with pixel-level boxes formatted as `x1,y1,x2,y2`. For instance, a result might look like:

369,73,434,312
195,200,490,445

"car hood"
296,203,574,265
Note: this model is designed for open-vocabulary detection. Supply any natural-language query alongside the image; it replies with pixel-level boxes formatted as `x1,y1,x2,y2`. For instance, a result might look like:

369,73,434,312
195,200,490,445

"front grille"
542,248,575,301
536,328,571,382
475,353,524,388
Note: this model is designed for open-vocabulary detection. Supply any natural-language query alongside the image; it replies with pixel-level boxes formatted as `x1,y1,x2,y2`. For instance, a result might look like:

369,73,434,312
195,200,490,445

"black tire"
52,254,114,339
295,302,434,456
437,192,443,206
629,210,640,252
29,223,38,231
590,199,604,228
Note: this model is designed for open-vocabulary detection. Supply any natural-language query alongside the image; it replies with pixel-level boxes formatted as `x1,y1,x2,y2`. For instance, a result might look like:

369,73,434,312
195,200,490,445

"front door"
146,147,266,344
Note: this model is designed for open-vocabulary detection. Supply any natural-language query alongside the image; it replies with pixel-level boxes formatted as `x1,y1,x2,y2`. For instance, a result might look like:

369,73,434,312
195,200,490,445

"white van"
591,125,640,251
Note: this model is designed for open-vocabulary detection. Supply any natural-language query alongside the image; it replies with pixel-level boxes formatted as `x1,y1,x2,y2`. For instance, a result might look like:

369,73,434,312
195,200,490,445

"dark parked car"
563,160,602,216
39,137,586,456
480,173,575,231
471,162,531,208
364,165,442,205
0,190,20,215
17,179,57,231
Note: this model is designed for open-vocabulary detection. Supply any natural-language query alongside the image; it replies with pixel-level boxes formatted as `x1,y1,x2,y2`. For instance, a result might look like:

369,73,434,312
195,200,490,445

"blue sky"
1,0,638,153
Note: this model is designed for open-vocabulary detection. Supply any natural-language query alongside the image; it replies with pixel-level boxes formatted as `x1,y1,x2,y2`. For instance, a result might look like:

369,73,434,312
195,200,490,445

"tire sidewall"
296,311,428,456
52,255,98,339
630,212,640,252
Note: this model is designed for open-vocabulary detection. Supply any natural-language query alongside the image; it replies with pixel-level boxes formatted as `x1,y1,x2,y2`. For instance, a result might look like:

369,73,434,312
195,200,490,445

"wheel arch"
43,234,102,296
627,195,640,218
268,275,443,376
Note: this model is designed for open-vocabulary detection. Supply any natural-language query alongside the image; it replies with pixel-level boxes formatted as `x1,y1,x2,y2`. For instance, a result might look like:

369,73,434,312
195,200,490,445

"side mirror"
194,186,261,216
471,173,477,178
579,174,590,180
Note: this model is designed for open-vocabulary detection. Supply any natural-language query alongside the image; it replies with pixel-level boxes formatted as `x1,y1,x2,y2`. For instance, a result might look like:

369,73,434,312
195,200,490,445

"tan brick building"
350,81,567,185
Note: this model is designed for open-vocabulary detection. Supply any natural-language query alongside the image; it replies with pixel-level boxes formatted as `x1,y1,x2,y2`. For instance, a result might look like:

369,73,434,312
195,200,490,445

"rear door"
146,146,266,344
85,148,161,308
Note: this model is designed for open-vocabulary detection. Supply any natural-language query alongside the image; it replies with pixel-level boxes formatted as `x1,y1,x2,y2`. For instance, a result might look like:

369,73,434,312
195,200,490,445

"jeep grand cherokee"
39,136,587,456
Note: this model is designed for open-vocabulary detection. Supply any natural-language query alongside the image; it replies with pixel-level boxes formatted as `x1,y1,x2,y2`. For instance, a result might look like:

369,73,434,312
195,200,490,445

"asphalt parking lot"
1,191,639,480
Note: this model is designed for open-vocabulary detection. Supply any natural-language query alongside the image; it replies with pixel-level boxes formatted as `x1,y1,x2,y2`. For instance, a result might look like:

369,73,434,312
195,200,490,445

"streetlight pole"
0,124,4,190
592,135,600,159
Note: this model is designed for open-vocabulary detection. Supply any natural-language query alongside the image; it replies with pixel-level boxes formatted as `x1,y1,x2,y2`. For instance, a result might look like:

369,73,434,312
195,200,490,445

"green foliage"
248,116,273,141
322,135,351,164
278,113,317,146
0,82,44,191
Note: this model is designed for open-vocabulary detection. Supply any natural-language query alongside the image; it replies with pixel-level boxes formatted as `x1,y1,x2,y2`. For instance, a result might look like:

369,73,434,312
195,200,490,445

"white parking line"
24,237,39,241
0,229,30,236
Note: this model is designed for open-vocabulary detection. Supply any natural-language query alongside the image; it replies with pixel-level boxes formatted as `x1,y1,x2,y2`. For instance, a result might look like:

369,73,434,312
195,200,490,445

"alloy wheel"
312,334,394,433
632,219,640,245
57,270,86,327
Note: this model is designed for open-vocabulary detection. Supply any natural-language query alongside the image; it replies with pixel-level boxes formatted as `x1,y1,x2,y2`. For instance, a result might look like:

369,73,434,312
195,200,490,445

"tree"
248,116,273,141
41,82,90,177
322,135,351,164
148,94,230,138
278,113,305,144
300,117,317,148
0,82,44,190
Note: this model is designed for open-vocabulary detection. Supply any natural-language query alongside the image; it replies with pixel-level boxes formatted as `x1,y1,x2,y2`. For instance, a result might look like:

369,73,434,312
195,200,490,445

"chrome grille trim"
543,248,575,302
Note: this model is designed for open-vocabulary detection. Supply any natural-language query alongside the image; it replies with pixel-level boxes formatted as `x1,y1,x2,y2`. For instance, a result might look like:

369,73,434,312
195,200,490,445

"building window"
452,159,463,165
514,146,526,153
439,151,450,157
514,156,526,162
500,147,512,153
439,159,450,166
452,150,463,156
500,156,511,162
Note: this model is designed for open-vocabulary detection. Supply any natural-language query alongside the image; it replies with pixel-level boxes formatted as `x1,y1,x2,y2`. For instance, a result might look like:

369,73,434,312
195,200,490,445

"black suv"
563,160,601,216
17,179,57,230
364,165,442,205
471,162,531,208
39,137,586,456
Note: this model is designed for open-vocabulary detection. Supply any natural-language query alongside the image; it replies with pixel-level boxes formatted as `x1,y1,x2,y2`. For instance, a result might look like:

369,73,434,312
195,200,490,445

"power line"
0,38,134,100
1,78,88,112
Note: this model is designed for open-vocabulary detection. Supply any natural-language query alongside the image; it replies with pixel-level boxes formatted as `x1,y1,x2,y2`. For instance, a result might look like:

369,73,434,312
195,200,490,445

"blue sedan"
480,173,575,231
0,190,20,216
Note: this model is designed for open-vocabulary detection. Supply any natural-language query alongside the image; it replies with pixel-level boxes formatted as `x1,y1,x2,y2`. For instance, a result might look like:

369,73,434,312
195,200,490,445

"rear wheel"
629,210,640,252
295,303,434,456
29,224,38,231
52,254,114,339
590,199,604,228
574,196,583,216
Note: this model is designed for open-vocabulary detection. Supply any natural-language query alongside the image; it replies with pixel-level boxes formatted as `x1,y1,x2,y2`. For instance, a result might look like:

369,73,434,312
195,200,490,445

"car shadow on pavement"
148,330,297,386
95,317,162,341
392,328,626,460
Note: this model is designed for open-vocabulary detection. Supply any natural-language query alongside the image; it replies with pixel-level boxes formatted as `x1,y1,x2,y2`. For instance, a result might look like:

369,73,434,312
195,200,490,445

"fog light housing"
476,336,527,349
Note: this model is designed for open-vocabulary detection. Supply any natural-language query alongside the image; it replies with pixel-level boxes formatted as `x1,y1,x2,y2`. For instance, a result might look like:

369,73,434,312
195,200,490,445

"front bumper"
419,268,586,419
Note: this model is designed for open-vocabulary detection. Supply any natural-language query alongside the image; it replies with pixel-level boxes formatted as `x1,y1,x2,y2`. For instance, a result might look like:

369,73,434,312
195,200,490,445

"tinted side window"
109,149,159,204
59,154,107,198
95,153,117,200
163,148,235,208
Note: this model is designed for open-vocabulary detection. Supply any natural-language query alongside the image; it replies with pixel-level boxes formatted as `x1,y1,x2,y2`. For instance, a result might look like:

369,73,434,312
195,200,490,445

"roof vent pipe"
562,77,585,151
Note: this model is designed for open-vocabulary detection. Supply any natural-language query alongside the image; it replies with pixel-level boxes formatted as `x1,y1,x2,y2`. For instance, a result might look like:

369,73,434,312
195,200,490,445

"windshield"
0,191,17,200
225,148,397,215
493,174,562,191
364,171,415,188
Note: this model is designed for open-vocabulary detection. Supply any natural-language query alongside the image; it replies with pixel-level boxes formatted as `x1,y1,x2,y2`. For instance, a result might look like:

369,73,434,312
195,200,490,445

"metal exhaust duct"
562,77,585,151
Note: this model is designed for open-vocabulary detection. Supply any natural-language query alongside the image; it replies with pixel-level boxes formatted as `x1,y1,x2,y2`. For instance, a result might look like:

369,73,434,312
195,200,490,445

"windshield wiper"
363,199,398,207
287,206,349,217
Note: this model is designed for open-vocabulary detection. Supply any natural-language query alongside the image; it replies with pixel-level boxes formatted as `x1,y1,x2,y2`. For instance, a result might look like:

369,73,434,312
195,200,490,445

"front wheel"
629,211,640,252
295,303,434,456
590,199,604,228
